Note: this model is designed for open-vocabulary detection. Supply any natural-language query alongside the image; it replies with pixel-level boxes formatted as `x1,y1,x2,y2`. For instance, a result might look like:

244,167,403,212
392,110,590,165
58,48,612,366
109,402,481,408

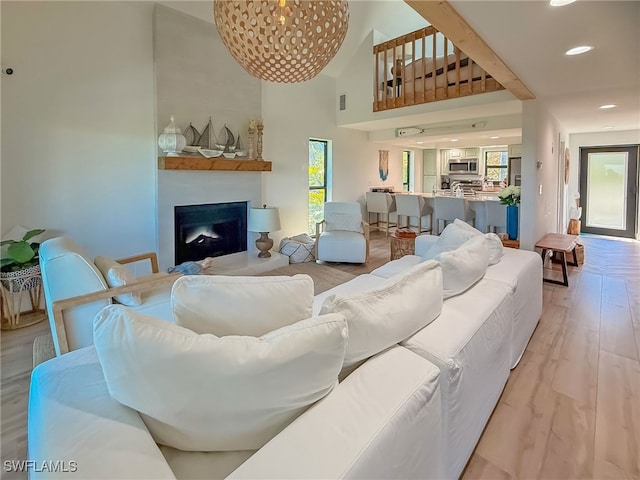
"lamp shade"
248,206,281,233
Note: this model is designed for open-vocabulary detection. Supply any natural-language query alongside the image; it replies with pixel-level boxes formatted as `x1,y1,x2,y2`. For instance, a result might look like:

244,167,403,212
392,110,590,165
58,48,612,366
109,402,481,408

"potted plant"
0,229,45,292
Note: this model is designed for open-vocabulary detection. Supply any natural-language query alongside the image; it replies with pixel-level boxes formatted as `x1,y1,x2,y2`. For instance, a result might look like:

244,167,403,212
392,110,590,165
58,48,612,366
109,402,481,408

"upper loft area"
373,26,505,112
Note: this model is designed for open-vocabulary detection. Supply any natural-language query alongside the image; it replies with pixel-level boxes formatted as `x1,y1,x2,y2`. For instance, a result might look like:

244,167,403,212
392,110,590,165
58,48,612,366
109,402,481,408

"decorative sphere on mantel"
214,0,349,83
158,115,186,156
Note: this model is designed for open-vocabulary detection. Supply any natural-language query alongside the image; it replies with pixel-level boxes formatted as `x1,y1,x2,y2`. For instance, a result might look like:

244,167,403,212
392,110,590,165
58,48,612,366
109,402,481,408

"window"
484,150,508,183
402,151,412,191
309,139,328,235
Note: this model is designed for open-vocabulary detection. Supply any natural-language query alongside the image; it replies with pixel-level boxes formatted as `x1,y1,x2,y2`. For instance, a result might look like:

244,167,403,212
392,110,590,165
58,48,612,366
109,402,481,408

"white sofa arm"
28,347,176,480
415,234,438,257
229,346,445,479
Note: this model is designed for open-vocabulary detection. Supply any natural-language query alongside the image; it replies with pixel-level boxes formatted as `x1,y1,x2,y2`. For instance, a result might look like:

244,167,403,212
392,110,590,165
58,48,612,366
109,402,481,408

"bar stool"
395,194,432,234
434,196,475,235
365,192,397,237
485,202,506,233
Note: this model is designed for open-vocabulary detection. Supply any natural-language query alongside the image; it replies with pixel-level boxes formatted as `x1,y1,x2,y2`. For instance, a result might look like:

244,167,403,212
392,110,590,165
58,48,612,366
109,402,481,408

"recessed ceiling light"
565,45,593,56
450,139,459,142
416,141,424,144
550,0,576,6
599,104,617,109
490,136,500,139
602,125,614,130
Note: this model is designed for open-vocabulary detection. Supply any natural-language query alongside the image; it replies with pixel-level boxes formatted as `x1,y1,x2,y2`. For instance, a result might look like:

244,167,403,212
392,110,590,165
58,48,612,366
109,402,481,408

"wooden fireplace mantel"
158,156,272,172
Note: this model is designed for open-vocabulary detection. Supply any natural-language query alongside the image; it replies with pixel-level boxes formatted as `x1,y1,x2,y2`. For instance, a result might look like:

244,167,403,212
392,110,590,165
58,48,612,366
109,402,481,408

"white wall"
261,74,404,245
1,1,157,259
154,5,264,269
569,129,640,239
520,100,565,250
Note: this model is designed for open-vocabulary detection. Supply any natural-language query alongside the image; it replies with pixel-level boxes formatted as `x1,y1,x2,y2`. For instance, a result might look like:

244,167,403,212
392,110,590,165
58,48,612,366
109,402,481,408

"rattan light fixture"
213,0,349,83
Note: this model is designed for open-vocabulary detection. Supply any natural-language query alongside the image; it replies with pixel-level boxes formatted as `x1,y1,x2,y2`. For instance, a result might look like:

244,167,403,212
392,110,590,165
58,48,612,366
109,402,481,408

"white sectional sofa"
28,223,542,479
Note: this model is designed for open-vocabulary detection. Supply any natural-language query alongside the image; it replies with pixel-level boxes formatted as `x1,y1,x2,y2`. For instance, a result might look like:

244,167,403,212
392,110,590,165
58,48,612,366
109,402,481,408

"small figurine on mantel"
247,119,256,160
256,119,264,161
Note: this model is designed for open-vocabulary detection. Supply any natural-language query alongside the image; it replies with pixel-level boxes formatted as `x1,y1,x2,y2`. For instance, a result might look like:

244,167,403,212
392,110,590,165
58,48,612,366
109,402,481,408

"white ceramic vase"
158,115,186,156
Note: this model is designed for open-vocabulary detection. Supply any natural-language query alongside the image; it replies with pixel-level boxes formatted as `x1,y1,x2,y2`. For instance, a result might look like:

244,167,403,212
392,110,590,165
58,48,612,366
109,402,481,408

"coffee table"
535,233,578,287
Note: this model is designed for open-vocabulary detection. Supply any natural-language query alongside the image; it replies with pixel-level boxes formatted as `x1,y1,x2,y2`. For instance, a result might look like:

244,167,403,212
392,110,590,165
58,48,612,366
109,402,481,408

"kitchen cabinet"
423,149,437,174
463,147,479,158
508,144,522,157
422,149,438,193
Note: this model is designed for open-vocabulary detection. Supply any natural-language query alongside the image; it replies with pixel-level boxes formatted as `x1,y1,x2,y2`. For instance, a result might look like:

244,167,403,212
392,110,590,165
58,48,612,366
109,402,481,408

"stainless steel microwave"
447,158,479,175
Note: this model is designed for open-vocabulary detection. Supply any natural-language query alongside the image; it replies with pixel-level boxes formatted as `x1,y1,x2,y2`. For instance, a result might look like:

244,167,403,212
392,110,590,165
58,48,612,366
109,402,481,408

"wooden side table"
534,233,578,287
0,266,47,330
390,233,415,260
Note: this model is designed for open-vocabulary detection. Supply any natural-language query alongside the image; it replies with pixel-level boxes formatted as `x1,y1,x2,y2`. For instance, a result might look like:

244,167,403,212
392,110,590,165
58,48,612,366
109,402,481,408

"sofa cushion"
94,256,141,306
434,235,489,299
369,255,422,279
422,223,478,260
93,305,347,452
452,218,504,265
172,274,314,337
319,260,442,369
325,213,363,233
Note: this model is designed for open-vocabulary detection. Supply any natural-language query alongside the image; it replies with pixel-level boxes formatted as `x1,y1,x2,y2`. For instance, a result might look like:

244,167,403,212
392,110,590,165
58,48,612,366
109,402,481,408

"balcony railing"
373,26,505,112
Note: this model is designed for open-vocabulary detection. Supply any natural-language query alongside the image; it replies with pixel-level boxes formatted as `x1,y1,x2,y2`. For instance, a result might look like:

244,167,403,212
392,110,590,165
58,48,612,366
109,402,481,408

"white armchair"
315,202,369,264
39,237,180,355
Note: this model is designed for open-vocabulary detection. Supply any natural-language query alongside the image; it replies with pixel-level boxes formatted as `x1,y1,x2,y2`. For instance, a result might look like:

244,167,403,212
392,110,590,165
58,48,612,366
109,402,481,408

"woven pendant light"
214,0,349,83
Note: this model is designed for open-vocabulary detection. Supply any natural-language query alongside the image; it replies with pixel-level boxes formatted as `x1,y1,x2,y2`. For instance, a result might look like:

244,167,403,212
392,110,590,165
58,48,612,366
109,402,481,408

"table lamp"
248,205,281,258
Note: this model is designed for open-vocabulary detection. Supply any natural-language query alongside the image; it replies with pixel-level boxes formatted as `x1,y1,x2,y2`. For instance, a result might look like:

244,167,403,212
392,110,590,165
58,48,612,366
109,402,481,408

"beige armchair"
39,237,180,355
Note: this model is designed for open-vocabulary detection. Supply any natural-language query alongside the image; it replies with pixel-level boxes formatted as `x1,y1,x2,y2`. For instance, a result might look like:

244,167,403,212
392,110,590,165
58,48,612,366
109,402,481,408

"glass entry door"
579,146,638,238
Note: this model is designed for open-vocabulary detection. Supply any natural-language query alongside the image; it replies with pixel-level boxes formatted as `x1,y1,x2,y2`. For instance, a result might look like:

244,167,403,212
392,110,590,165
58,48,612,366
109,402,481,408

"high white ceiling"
161,0,640,148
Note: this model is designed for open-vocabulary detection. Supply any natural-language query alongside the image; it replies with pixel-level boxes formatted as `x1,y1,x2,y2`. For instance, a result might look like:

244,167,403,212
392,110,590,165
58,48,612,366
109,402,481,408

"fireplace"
174,202,247,264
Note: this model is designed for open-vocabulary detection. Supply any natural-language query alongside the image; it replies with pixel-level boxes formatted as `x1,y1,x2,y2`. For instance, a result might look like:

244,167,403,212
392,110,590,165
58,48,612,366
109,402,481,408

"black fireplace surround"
174,202,247,265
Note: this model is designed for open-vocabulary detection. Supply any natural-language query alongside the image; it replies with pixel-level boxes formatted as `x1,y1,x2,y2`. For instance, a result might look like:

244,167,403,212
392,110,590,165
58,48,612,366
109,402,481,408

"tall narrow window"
485,150,508,183
402,151,412,191
309,139,328,235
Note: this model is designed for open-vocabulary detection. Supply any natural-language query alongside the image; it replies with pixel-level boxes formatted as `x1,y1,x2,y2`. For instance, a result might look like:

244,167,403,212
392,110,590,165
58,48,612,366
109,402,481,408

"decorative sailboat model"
217,125,237,157
235,134,246,157
196,118,223,157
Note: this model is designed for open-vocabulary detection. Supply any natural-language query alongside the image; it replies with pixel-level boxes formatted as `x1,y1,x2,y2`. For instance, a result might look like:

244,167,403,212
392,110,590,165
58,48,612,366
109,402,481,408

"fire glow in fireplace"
174,202,247,264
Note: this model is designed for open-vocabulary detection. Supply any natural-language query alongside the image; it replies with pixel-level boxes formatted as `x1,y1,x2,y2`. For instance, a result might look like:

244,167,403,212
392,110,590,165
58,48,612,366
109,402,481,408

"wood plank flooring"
1,231,638,480
464,235,640,479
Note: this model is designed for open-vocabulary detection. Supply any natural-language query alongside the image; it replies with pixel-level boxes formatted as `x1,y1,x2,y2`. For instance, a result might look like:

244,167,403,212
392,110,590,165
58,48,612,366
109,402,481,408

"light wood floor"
1,231,638,480
463,235,640,480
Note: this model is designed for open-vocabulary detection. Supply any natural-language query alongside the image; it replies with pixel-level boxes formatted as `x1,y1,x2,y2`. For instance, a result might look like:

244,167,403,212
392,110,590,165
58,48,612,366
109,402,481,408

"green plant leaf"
0,240,16,247
23,229,45,242
0,258,15,268
7,242,35,264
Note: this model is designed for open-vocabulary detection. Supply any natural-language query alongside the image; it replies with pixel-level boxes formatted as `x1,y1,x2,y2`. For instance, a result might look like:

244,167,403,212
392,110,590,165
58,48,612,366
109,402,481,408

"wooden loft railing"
373,26,505,112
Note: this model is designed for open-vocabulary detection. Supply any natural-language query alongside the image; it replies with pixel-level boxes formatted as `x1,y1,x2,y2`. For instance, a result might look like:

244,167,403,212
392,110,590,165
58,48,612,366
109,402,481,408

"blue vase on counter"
506,205,519,240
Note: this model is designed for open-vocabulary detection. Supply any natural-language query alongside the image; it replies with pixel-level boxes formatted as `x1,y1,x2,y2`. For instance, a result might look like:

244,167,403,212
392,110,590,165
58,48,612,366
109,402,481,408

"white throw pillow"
325,213,364,233
422,222,477,260
484,232,505,265
172,274,314,337
452,219,504,265
94,256,141,306
320,260,442,369
434,235,489,298
93,306,347,452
